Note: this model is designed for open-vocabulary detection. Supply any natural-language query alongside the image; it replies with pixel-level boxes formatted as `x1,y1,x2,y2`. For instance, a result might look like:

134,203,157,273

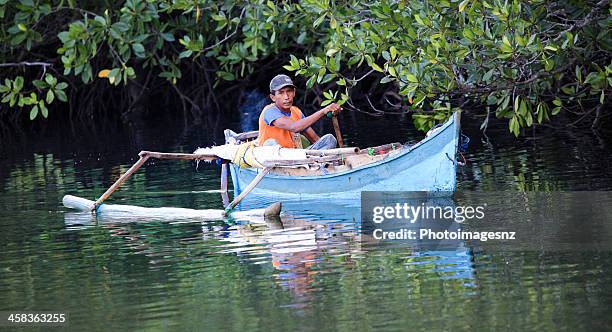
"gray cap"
269,74,296,92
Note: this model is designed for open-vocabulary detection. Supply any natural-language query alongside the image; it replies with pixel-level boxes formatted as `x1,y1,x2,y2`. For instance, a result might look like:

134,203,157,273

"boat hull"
228,112,461,198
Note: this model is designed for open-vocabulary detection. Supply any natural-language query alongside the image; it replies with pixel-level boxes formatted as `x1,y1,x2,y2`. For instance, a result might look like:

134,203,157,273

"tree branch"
0,62,52,68
553,0,608,42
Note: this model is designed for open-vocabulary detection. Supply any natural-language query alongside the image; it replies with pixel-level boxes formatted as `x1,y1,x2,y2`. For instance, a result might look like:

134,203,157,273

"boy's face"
270,86,296,112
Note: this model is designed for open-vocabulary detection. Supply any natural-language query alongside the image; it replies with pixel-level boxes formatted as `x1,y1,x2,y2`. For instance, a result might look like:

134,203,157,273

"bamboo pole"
224,167,271,214
92,154,149,211
141,150,218,161
304,147,359,156
220,161,229,207
92,150,219,212
360,142,403,155
261,155,342,167
220,161,228,192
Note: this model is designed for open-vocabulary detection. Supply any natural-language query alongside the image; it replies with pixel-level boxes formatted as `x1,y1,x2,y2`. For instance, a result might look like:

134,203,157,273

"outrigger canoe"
63,112,460,215
223,112,461,198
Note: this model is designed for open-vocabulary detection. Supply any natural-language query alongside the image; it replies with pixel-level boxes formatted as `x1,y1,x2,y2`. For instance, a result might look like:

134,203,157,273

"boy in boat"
257,74,342,149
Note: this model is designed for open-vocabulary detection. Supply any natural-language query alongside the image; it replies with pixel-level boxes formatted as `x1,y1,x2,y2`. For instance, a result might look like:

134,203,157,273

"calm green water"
1,111,612,331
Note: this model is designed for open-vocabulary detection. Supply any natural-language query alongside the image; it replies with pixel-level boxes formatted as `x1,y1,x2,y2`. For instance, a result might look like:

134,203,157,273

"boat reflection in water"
64,195,475,307
216,195,476,303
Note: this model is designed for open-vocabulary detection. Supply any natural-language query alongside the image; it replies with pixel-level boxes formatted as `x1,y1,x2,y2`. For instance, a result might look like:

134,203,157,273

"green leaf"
18,23,27,32
502,35,510,46
108,68,120,84
326,48,338,57
14,76,24,91
179,50,193,58
390,46,398,60
514,95,520,112
29,105,38,120
583,72,600,85
317,67,326,82
519,99,527,116
544,45,558,52
217,71,235,81
575,66,582,83
413,93,426,107
11,32,27,45
552,98,562,106
44,74,54,86
483,69,495,82
161,32,175,42
313,14,325,28
406,73,418,83
55,89,67,102
112,22,129,32
132,43,145,57
459,0,470,12
306,75,317,88
525,109,533,127
46,90,54,104
55,82,68,90
347,55,360,66
500,43,512,53
41,103,48,118
414,14,424,26
544,59,554,71
463,28,474,40
297,31,307,44
371,63,383,73
94,16,106,26
33,80,47,89
509,116,519,136
388,66,397,77
561,85,574,95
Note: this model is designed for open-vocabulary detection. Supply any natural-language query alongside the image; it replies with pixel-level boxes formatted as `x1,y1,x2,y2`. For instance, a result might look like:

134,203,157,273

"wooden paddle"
326,110,344,148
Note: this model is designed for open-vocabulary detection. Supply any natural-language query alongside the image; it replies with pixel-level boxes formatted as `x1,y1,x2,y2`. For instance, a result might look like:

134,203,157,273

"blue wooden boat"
225,112,461,198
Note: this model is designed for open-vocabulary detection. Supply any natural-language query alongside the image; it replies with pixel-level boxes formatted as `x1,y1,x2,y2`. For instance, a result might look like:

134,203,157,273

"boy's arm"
272,103,342,133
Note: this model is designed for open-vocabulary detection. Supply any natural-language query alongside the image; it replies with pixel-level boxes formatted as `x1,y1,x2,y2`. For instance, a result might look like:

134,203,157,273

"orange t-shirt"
257,104,304,148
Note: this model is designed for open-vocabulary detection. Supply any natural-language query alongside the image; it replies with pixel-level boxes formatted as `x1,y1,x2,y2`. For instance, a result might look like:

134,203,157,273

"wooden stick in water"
224,167,271,214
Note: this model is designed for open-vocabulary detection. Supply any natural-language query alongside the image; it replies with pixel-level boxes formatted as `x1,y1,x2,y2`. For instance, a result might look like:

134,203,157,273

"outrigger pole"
91,150,217,212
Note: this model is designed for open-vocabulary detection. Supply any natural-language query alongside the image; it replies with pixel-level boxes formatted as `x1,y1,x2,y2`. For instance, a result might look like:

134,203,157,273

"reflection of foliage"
1,0,609,134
